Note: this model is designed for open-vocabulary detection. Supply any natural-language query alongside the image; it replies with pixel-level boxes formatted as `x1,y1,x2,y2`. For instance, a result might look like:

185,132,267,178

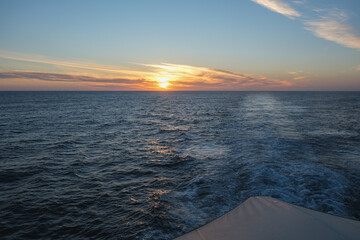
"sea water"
0,91,359,239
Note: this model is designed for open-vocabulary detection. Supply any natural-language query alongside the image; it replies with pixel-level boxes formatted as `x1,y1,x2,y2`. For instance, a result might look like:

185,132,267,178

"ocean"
0,91,359,239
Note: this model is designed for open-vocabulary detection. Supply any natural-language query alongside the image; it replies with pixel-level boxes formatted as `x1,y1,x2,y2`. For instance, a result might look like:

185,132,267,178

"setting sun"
157,76,171,89
159,82,169,89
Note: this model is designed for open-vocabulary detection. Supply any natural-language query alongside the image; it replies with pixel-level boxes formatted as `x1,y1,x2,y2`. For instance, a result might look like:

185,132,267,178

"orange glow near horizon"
0,56,295,91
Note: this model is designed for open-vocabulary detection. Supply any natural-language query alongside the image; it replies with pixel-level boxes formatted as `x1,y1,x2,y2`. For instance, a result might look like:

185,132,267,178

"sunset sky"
0,0,359,91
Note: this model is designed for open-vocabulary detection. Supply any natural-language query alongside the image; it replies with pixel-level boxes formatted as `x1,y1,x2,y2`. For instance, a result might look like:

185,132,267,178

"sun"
159,82,170,88
157,76,171,89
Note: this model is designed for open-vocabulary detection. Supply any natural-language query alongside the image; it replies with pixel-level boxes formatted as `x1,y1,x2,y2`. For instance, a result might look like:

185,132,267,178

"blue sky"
0,0,359,90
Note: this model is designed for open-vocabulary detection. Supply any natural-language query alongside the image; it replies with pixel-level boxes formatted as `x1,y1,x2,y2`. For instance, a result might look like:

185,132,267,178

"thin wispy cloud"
293,76,305,80
251,1,360,50
0,71,144,84
143,63,292,90
251,0,301,19
305,20,360,49
0,50,148,76
304,10,360,50
292,1,305,5
0,59,293,90
0,70,150,90
287,70,306,81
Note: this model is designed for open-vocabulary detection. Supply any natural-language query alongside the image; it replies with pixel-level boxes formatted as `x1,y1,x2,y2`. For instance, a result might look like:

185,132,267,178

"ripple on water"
0,91,360,240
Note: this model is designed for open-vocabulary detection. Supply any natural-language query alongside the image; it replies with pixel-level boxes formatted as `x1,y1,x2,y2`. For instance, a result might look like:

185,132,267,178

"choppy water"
0,91,360,239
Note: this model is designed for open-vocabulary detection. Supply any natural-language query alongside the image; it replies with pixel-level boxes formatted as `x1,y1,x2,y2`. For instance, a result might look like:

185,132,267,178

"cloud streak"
0,62,293,90
251,1,360,50
251,0,301,19
0,50,149,76
143,63,292,90
305,16,360,50
0,71,144,84
0,51,293,90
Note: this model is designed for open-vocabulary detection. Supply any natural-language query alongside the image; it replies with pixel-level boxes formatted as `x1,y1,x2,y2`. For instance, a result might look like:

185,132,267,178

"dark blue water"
0,91,360,239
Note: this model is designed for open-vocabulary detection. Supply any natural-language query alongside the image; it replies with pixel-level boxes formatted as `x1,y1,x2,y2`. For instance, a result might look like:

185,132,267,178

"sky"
0,0,359,91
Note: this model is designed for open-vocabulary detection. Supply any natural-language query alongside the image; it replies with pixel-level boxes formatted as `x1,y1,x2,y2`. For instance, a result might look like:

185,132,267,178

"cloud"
304,19,360,50
0,62,293,90
292,1,305,4
0,50,147,76
0,51,293,90
287,71,307,81
288,70,304,75
0,71,144,84
142,63,292,90
293,76,305,80
0,71,149,90
251,0,301,19
251,1,360,50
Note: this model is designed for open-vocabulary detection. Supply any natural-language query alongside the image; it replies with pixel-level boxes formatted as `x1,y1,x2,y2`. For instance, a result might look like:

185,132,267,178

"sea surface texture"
0,91,360,239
